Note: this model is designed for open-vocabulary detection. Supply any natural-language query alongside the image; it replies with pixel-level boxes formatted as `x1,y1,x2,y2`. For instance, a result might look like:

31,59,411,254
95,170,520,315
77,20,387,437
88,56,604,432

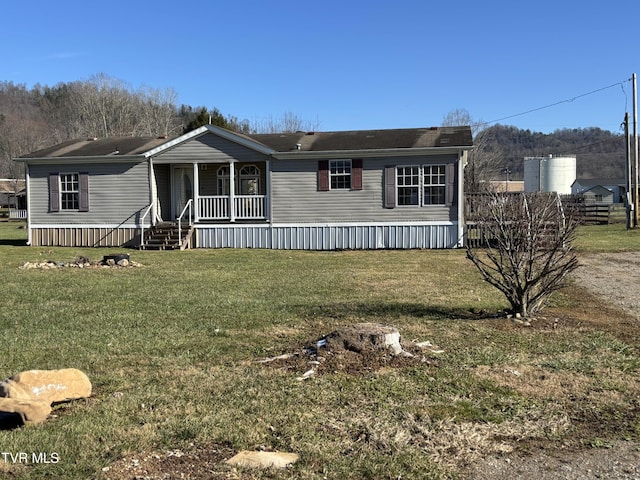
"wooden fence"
464,193,625,248
559,195,626,225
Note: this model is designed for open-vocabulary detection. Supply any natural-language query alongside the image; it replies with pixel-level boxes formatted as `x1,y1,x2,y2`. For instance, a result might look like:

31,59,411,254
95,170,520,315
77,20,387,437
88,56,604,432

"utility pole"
503,167,511,191
634,73,638,227
625,112,631,229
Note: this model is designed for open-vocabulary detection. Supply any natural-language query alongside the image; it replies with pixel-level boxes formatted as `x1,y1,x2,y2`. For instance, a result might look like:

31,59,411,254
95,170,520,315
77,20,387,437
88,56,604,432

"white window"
60,173,79,210
396,165,447,206
397,166,420,206
423,165,446,205
217,166,230,195
217,165,261,195
238,165,260,195
329,160,351,190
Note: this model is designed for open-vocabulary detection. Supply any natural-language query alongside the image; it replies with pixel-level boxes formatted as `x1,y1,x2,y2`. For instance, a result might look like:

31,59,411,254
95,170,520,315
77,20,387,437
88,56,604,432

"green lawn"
1,221,639,479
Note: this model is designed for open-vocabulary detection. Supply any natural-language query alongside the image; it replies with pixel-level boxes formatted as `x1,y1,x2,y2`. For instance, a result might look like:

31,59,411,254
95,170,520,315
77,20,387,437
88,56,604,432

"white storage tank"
523,155,576,194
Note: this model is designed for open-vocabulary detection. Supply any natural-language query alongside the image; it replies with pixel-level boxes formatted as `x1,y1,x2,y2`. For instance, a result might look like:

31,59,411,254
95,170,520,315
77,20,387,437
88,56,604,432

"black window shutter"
351,159,363,190
445,163,456,206
384,166,396,208
79,172,89,212
318,160,329,191
49,173,59,212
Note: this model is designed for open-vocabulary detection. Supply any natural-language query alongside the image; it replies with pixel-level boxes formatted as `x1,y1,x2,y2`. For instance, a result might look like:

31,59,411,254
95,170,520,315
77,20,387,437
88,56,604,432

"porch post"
457,150,467,248
229,161,236,222
265,159,271,222
193,162,200,222
148,159,157,225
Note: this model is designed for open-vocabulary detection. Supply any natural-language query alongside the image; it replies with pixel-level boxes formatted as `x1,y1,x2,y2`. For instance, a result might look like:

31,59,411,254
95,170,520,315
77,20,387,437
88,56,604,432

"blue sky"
1,0,637,134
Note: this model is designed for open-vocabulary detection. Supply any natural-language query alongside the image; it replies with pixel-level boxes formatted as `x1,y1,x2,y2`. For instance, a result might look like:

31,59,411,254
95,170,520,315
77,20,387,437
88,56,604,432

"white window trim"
238,164,261,195
422,164,446,206
395,164,447,207
59,172,80,211
217,165,230,195
329,159,352,190
218,164,261,195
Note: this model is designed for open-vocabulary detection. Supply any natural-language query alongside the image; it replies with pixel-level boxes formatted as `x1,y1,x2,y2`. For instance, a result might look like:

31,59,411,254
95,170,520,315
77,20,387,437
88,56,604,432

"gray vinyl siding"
155,134,270,164
199,165,217,195
28,161,150,225
270,155,458,223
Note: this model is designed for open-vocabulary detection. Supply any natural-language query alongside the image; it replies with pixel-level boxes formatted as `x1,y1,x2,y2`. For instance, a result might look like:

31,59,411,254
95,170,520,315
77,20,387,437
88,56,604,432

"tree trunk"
323,323,408,356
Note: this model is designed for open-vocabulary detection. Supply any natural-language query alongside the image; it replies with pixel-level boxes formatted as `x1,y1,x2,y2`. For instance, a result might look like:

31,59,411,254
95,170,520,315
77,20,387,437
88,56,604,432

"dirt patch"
102,444,238,480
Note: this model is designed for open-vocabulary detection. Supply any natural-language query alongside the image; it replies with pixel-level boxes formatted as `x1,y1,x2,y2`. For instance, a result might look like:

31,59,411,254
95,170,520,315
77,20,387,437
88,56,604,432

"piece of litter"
256,353,295,364
416,341,444,354
296,369,315,381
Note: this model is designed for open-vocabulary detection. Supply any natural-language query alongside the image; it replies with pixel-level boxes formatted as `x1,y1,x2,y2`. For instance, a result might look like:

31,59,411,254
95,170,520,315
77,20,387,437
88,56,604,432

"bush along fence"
464,192,619,248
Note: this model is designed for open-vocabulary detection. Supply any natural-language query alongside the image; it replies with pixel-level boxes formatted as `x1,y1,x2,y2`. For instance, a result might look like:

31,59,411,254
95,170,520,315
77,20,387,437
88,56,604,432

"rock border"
20,255,142,269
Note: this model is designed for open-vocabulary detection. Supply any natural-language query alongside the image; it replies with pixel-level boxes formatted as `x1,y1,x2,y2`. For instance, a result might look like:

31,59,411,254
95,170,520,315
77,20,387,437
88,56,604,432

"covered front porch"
152,160,269,224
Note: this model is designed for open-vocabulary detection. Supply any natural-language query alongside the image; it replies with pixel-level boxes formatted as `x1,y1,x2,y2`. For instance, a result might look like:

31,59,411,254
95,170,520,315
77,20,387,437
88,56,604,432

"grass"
574,223,640,252
0,221,640,478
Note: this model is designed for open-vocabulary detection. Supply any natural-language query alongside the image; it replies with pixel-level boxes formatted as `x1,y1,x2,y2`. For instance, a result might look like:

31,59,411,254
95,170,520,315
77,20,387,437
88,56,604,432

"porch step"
140,223,193,250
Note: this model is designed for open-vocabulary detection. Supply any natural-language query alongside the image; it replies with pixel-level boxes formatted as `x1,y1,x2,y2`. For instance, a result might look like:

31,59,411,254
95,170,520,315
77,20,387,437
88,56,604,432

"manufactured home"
15,125,473,250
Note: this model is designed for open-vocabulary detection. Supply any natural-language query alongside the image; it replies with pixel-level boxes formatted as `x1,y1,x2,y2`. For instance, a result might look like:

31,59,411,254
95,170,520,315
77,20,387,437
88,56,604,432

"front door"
173,166,194,220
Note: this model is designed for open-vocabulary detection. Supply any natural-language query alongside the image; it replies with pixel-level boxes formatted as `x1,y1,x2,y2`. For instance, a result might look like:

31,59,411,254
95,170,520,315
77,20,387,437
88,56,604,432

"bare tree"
442,108,503,192
466,192,579,317
135,86,181,137
253,111,321,133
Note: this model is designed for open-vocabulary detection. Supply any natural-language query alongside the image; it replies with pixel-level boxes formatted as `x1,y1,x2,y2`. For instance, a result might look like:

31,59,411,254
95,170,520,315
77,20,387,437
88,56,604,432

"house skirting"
27,222,461,249
28,226,139,248
196,222,461,250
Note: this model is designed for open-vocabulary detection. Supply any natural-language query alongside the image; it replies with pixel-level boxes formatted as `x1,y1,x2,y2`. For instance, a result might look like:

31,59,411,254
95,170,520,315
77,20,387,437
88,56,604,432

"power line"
475,79,631,129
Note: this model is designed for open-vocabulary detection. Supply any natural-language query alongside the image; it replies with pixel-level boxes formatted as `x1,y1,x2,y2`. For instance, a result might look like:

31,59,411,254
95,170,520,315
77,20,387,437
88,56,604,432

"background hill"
485,124,627,181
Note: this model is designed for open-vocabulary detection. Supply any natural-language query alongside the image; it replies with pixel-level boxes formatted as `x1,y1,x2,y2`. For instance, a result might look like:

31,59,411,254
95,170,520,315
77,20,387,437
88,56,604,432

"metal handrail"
177,199,193,248
139,203,153,248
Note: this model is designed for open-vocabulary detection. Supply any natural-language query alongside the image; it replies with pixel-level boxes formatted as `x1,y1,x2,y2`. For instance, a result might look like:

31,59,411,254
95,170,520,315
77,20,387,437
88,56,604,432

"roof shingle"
249,127,472,152
21,137,170,158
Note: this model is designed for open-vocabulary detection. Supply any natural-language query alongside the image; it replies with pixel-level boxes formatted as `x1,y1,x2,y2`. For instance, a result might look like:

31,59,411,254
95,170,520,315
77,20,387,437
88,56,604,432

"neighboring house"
0,179,25,208
0,179,27,219
571,178,625,204
581,185,615,204
14,125,473,250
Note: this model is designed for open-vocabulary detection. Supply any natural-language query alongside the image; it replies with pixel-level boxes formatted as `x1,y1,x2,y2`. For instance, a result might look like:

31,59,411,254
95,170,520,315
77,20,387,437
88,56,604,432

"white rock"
226,451,299,469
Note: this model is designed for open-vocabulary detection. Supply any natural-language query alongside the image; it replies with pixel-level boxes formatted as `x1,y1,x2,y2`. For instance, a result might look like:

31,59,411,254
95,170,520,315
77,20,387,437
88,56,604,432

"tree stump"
323,323,408,356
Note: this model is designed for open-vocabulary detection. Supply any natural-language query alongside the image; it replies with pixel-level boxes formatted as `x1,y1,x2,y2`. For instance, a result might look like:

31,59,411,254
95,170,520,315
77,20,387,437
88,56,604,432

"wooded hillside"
0,76,318,179
486,124,626,180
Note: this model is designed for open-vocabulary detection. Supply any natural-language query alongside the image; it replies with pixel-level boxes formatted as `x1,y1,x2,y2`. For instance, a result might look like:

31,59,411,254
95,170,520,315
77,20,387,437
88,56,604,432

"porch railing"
139,203,153,247
198,195,266,220
178,199,193,248
198,196,228,219
235,195,266,219
8,208,27,220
